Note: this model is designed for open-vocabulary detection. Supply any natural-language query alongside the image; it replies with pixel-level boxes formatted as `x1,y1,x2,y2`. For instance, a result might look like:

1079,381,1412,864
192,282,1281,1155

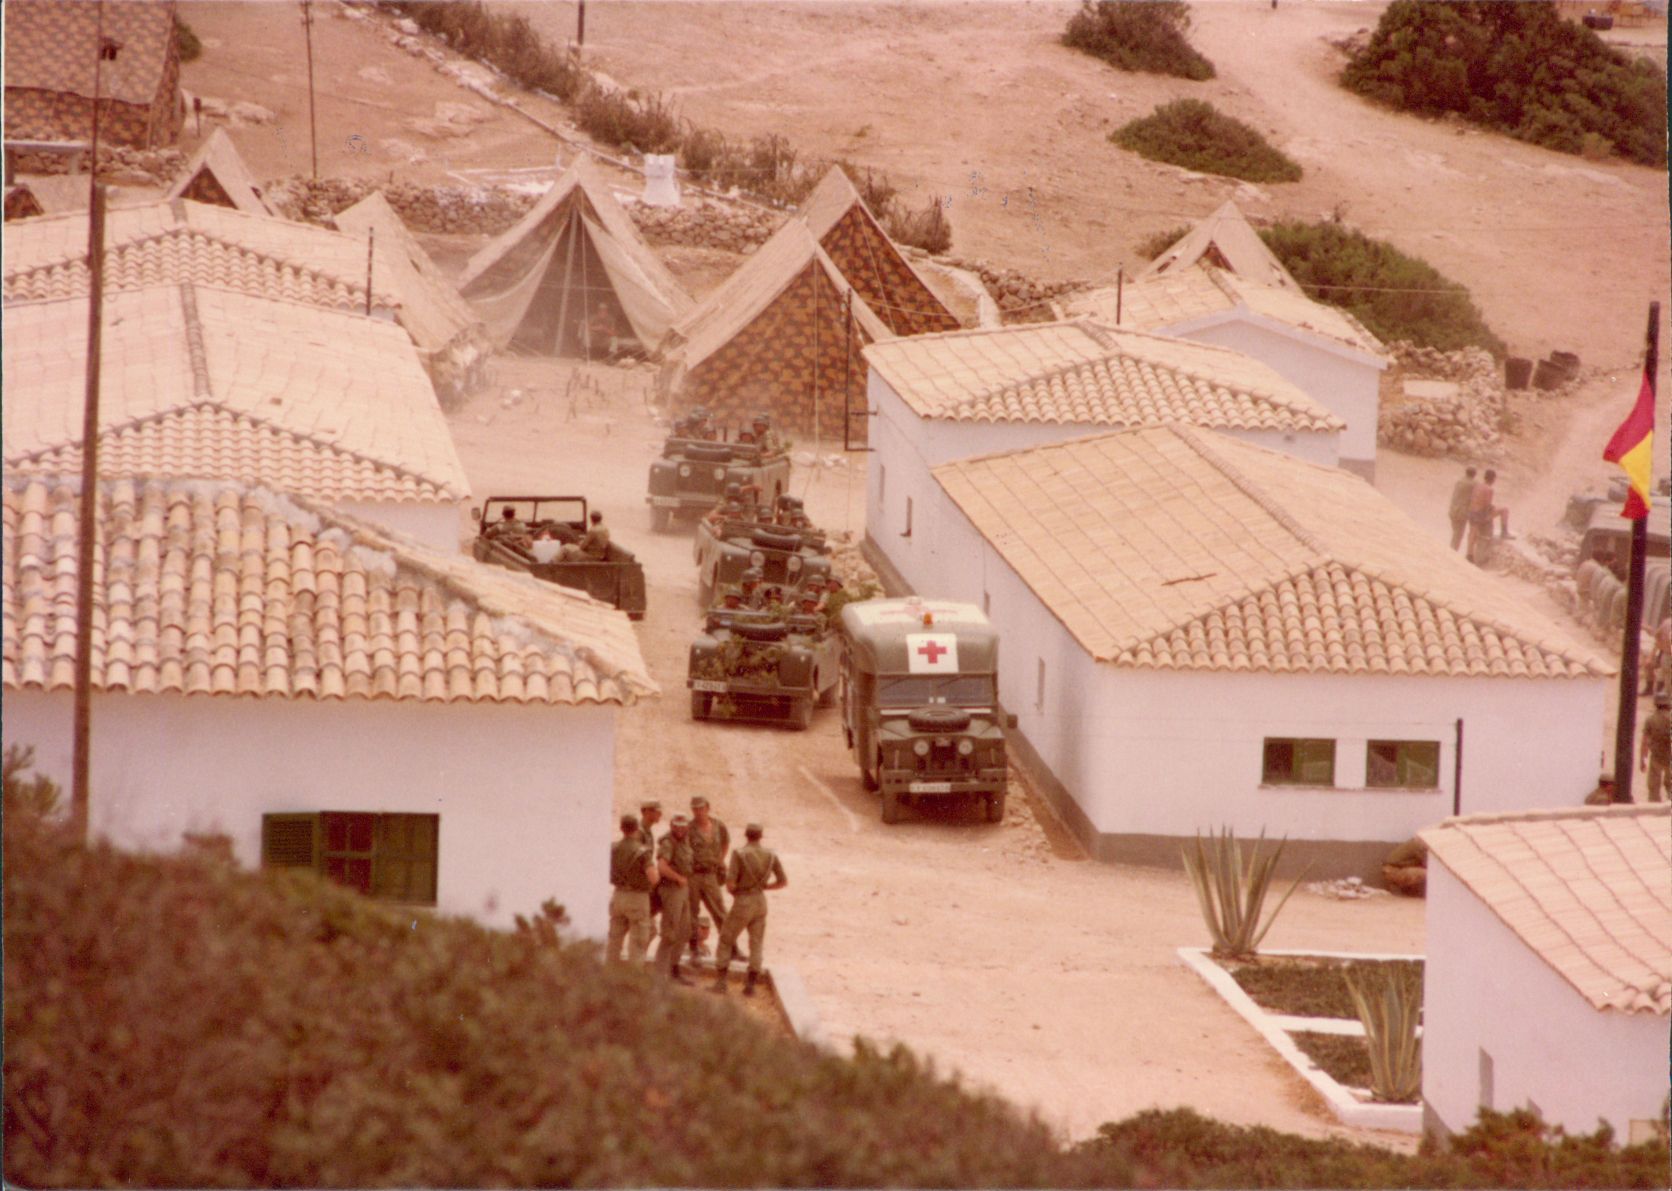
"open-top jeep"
646,432,791,531
688,608,839,729
695,521,831,608
471,496,647,619
838,597,1015,823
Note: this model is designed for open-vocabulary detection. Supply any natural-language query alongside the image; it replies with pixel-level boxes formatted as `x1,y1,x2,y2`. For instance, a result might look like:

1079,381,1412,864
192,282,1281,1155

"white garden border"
1178,946,1424,1133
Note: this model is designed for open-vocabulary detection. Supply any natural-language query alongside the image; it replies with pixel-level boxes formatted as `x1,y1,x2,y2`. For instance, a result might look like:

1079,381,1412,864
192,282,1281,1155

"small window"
902,495,913,538
1366,740,1441,789
1478,1048,1494,1111
1036,657,1046,711
262,811,439,905
1262,738,1336,786
99,38,121,61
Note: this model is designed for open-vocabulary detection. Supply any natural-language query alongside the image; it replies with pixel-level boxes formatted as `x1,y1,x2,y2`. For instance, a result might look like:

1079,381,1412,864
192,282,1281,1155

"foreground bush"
1260,220,1506,355
1063,1,1215,81
1113,100,1302,183
1341,0,1666,167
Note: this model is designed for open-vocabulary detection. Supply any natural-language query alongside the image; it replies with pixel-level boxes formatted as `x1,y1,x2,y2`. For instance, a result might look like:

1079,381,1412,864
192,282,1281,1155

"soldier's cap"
670,813,690,827
690,795,710,808
620,813,639,832
640,799,662,812
744,822,763,837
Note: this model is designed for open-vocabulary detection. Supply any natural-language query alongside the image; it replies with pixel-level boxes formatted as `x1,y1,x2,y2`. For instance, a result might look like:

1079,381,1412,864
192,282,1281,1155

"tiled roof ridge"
1177,426,1329,553
5,401,454,500
177,282,213,398
874,317,1099,354
1432,803,1671,829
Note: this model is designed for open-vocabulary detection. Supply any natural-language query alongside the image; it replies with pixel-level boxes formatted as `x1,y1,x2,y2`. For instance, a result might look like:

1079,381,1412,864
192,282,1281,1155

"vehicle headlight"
749,550,765,568
913,740,930,757
713,466,726,480
678,464,691,478
957,739,974,756
786,555,803,573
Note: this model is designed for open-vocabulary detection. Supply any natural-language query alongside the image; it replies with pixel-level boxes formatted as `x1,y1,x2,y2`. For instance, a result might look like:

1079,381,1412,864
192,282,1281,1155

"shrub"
387,0,586,101
1063,1,1215,81
1136,223,1191,262
1112,99,1302,183
1259,220,1506,356
1344,964,1422,1102
1341,0,1666,167
573,84,680,155
174,16,202,63
1180,828,1304,958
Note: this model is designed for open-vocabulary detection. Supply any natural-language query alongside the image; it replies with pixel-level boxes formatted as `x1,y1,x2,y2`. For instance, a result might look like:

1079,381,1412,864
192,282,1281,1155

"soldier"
719,591,745,612
751,412,783,454
1447,466,1477,552
711,822,788,997
606,814,658,964
739,568,766,610
563,510,611,561
655,814,696,984
686,795,731,961
637,798,664,935
1640,693,1671,803
490,505,528,543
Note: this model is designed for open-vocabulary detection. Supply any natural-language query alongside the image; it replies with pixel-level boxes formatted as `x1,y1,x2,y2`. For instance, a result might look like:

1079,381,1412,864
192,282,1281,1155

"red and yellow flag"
1603,365,1656,519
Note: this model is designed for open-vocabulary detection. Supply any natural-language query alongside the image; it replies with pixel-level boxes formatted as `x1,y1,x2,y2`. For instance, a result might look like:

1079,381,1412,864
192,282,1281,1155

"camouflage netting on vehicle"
693,637,784,684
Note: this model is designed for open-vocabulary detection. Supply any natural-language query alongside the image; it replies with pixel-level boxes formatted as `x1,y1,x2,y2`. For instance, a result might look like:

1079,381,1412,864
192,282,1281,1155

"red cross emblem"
906,632,958,673
917,640,948,664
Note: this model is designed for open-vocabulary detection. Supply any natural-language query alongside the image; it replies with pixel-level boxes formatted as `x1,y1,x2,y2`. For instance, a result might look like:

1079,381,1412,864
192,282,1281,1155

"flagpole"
1611,299,1658,804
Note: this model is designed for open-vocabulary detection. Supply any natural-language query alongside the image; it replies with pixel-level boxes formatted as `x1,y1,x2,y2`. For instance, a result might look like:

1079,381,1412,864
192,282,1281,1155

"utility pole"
301,0,319,178
576,0,586,47
1610,300,1659,803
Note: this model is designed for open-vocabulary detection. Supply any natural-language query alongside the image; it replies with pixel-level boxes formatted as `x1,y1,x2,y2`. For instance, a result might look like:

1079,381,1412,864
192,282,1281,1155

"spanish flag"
1603,365,1656,519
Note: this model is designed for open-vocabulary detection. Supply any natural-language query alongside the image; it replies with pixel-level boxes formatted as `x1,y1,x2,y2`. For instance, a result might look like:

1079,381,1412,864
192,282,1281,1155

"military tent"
798,167,959,337
659,218,891,441
166,127,272,216
1141,198,1300,290
456,157,690,359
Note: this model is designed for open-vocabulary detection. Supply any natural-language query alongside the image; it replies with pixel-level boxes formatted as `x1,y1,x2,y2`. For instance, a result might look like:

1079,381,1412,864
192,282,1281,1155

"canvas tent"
1141,199,1300,290
798,167,960,337
659,218,892,439
166,128,272,216
456,158,690,358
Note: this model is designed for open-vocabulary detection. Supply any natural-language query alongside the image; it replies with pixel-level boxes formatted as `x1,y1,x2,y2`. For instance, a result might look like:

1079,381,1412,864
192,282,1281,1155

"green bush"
573,85,681,155
1063,1,1215,81
1341,0,1666,167
388,0,586,100
174,17,203,63
1113,100,1302,183
1260,220,1506,355
1136,223,1191,261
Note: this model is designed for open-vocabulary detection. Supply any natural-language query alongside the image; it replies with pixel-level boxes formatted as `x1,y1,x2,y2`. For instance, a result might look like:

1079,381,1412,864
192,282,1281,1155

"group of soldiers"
706,488,837,619
488,505,612,563
606,795,788,996
674,407,785,455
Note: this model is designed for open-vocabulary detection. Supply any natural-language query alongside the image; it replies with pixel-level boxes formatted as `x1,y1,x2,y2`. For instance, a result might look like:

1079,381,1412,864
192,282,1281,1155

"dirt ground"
177,0,1669,1146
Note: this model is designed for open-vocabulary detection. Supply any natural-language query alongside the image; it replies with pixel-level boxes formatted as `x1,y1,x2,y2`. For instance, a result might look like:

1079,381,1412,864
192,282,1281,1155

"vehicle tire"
691,692,711,719
791,697,814,730
907,706,973,733
817,672,838,708
651,505,672,533
882,789,901,824
986,790,1006,823
862,748,880,791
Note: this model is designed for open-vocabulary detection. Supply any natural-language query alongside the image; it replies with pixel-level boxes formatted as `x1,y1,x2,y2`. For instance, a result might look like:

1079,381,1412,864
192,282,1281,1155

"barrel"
1532,359,1567,390
1504,357,1533,389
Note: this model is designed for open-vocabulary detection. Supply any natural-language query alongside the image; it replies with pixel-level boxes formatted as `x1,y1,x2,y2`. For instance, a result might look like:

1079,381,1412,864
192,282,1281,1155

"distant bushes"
380,0,950,250
1113,100,1302,183
174,16,203,63
1260,220,1506,355
1136,223,1191,261
1063,1,1215,81
1342,0,1666,167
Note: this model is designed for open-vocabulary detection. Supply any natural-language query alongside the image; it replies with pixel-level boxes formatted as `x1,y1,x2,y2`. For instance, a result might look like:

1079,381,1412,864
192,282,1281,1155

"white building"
863,319,1344,597
1420,805,1670,1142
1065,262,1388,480
869,423,1612,874
3,283,471,551
1,475,657,935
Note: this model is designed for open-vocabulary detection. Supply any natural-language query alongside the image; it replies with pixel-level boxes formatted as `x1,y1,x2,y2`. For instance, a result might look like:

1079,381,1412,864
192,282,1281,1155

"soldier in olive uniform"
1640,693,1671,803
711,822,788,997
686,795,731,960
606,814,659,964
655,814,696,984
637,800,664,938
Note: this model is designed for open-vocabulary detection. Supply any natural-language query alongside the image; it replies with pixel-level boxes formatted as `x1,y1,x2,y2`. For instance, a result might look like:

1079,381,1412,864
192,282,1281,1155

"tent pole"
553,203,580,359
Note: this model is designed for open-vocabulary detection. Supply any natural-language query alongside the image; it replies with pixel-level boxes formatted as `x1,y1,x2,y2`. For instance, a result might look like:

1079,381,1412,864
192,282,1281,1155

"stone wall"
1376,343,1506,457
942,256,1086,323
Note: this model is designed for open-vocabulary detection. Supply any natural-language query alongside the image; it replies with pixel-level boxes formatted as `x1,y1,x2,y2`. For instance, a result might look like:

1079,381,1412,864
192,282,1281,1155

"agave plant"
1344,965,1423,1103
1180,827,1306,959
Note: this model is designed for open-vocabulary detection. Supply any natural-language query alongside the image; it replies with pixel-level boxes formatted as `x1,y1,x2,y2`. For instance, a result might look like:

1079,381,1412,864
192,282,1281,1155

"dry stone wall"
943,256,1086,323
1376,343,1506,457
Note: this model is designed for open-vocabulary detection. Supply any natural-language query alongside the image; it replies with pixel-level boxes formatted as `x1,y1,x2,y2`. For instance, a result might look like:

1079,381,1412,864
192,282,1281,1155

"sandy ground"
177,0,1670,1146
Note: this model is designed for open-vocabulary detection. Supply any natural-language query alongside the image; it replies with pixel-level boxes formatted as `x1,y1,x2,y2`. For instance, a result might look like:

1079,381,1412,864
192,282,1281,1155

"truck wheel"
691,692,711,719
791,697,814,730
651,506,672,533
862,749,880,791
986,790,1006,823
816,672,838,708
882,790,901,824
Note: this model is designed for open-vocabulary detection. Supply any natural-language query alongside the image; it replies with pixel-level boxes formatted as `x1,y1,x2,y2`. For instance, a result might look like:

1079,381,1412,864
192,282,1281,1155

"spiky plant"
1344,964,1423,1102
1180,828,1306,958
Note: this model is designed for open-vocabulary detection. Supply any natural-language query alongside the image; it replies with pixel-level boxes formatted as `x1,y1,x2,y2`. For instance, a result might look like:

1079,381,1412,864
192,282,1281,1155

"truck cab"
838,597,1015,823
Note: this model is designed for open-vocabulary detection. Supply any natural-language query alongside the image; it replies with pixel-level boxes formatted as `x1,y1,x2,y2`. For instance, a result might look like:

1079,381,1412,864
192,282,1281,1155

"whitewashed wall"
3,690,617,936
1423,863,1667,1138
334,499,466,554
1167,313,1384,479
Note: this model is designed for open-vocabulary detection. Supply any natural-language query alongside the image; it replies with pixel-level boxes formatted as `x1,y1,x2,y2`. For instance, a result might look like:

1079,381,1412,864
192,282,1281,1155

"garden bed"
1223,955,1424,1020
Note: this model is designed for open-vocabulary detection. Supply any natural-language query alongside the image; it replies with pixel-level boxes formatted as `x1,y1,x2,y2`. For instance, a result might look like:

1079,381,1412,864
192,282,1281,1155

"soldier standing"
655,814,696,984
1640,693,1671,803
686,795,730,960
637,800,664,939
711,822,788,997
606,814,658,964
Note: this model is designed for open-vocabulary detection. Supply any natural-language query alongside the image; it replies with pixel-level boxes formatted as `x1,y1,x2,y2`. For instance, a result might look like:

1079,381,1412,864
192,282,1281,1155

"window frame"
1365,739,1443,790
261,810,439,907
1261,737,1337,787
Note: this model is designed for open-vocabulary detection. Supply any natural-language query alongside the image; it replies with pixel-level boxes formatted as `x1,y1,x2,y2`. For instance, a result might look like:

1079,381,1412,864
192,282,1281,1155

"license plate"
650,496,680,507
691,680,728,693
909,781,953,794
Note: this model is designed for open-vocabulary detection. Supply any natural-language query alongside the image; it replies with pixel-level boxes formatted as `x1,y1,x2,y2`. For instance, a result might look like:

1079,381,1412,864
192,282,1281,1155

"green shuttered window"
1261,738,1336,786
261,812,439,906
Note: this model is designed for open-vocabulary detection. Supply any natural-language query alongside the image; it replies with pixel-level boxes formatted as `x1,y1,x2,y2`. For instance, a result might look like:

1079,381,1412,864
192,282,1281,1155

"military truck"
471,496,647,619
688,608,839,729
838,597,1016,823
645,431,791,531
695,521,832,608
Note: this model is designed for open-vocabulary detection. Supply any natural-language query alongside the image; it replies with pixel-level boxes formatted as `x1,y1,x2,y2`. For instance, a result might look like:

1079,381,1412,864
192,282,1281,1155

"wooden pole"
576,0,586,47
1116,264,1124,325
364,226,375,316
1611,299,1658,803
71,182,109,843
301,0,319,179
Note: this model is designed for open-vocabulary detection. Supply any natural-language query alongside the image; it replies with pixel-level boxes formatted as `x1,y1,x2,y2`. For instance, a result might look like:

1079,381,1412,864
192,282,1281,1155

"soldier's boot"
710,967,727,994
670,963,693,987
743,970,759,998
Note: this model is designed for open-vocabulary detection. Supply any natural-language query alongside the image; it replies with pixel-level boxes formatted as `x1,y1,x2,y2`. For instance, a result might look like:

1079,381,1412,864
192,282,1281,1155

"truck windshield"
876,674,995,708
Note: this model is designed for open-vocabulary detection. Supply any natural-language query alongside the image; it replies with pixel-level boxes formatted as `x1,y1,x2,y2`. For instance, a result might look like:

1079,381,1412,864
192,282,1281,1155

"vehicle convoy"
688,607,839,729
694,518,831,607
471,496,647,619
646,427,790,531
838,597,1016,823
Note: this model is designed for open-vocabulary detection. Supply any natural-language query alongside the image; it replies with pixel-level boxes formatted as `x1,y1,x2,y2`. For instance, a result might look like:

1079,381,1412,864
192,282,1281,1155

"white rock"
357,65,393,86
792,451,818,467
229,100,275,126
395,16,420,34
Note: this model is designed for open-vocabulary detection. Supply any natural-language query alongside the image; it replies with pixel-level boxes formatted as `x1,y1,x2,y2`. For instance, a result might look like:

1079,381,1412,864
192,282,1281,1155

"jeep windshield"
877,674,995,708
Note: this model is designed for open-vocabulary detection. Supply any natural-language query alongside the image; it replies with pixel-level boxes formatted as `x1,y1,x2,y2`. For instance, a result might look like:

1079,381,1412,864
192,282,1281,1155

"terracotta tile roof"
1422,805,1672,1014
2,475,656,706
3,285,469,503
1140,199,1300,290
865,319,1343,433
4,0,176,107
932,425,1612,678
